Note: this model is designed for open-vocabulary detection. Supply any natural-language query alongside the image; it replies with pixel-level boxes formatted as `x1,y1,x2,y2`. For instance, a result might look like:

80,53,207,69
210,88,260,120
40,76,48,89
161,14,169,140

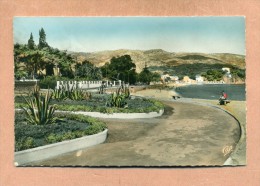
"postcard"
13,17,246,167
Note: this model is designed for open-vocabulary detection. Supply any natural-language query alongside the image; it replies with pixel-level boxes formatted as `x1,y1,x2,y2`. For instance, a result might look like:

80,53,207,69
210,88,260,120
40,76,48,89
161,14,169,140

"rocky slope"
70,49,245,73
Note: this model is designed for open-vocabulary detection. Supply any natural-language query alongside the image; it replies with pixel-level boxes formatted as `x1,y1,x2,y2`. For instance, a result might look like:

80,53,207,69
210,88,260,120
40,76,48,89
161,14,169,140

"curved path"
29,101,241,166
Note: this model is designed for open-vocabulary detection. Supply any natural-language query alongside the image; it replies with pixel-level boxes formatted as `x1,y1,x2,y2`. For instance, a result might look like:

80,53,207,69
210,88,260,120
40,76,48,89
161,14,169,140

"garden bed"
58,109,164,119
15,129,108,165
15,111,107,152
15,94,164,114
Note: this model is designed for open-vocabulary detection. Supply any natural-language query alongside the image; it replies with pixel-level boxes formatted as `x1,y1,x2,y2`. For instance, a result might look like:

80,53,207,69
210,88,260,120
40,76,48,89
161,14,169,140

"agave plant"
123,86,130,99
69,89,85,101
52,88,66,101
32,85,40,98
117,84,130,99
106,89,127,108
62,82,74,98
52,82,92,101
22,89,56,125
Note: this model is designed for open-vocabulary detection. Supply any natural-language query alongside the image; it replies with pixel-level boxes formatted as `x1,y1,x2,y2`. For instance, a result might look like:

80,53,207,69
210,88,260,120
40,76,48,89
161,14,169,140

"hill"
70,49,245,74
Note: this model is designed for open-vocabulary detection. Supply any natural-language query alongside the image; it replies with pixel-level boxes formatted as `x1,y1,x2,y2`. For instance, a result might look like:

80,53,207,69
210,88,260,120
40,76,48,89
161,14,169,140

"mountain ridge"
70,49,245,73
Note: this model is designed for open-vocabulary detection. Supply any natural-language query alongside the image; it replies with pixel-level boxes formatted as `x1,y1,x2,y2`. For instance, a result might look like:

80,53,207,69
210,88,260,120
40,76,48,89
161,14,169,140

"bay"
175,84,246,101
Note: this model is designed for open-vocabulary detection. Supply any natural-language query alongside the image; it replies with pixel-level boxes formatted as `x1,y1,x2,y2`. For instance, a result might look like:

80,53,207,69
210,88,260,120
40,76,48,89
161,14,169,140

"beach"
132,88,181,99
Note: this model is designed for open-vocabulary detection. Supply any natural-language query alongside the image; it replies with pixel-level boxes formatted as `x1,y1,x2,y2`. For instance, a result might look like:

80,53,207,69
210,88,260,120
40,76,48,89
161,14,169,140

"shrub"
98,84,106,94
39,76,57,89
15,70,28,80
39,76,71,89
15,137,36,151
55,104,94,112
46,133,63,143
84,121,107,135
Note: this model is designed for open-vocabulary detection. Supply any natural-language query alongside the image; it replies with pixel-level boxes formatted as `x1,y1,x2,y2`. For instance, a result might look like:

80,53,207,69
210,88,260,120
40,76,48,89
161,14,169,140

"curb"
14,129,108,166
56,109,164,119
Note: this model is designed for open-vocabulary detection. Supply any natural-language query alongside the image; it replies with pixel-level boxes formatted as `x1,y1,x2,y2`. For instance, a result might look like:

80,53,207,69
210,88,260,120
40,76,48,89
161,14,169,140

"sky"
13,17,245,55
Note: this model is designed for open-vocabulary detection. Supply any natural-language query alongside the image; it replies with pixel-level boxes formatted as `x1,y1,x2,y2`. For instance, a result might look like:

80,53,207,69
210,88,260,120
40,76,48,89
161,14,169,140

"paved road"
29,101,241,166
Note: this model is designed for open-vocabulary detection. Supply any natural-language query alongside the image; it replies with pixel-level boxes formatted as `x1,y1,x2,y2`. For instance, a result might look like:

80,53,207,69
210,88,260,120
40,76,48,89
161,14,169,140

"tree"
14,43,29,79
38,28,49,49
230,68,245,80
138,66,153,85
20,49,46,79
104,55,137,83
14,31,77,79
151,72,161,82
14,44,28,79
100,62,110,79
138,64,161,85
27,33,36,49
15,44,56,79
58,52,75,78
75,60,102,80
201,69,224,81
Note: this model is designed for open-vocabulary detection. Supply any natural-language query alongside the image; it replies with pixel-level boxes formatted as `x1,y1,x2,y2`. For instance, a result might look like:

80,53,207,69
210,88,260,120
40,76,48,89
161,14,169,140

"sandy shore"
132,88,181,99
133,88,246,166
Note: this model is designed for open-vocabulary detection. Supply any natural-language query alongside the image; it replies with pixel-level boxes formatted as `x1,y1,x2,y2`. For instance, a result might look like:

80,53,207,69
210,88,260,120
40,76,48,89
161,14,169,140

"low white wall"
14,129,108,166
56,80,122,89
58,109,164,119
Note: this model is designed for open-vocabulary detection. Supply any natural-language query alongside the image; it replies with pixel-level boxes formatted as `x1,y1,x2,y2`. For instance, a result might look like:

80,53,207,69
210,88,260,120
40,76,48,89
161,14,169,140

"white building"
222,67,231,74
183,76,191,83
195,75,204,82
222,67,232,78
169,76,179,81
161,74,179,83
161,74,170,82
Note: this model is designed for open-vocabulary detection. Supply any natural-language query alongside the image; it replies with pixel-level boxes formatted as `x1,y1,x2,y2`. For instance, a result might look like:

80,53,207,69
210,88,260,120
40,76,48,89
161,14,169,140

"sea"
175,84,246,101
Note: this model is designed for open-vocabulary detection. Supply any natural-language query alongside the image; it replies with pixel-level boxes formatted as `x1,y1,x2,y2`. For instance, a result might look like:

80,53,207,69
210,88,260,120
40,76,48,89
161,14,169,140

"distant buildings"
222,67,230,74
195,75,204,82
160,74,170,81
222,67,232,78
170,76,179,81
182,76,191,83
161,74,179,83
